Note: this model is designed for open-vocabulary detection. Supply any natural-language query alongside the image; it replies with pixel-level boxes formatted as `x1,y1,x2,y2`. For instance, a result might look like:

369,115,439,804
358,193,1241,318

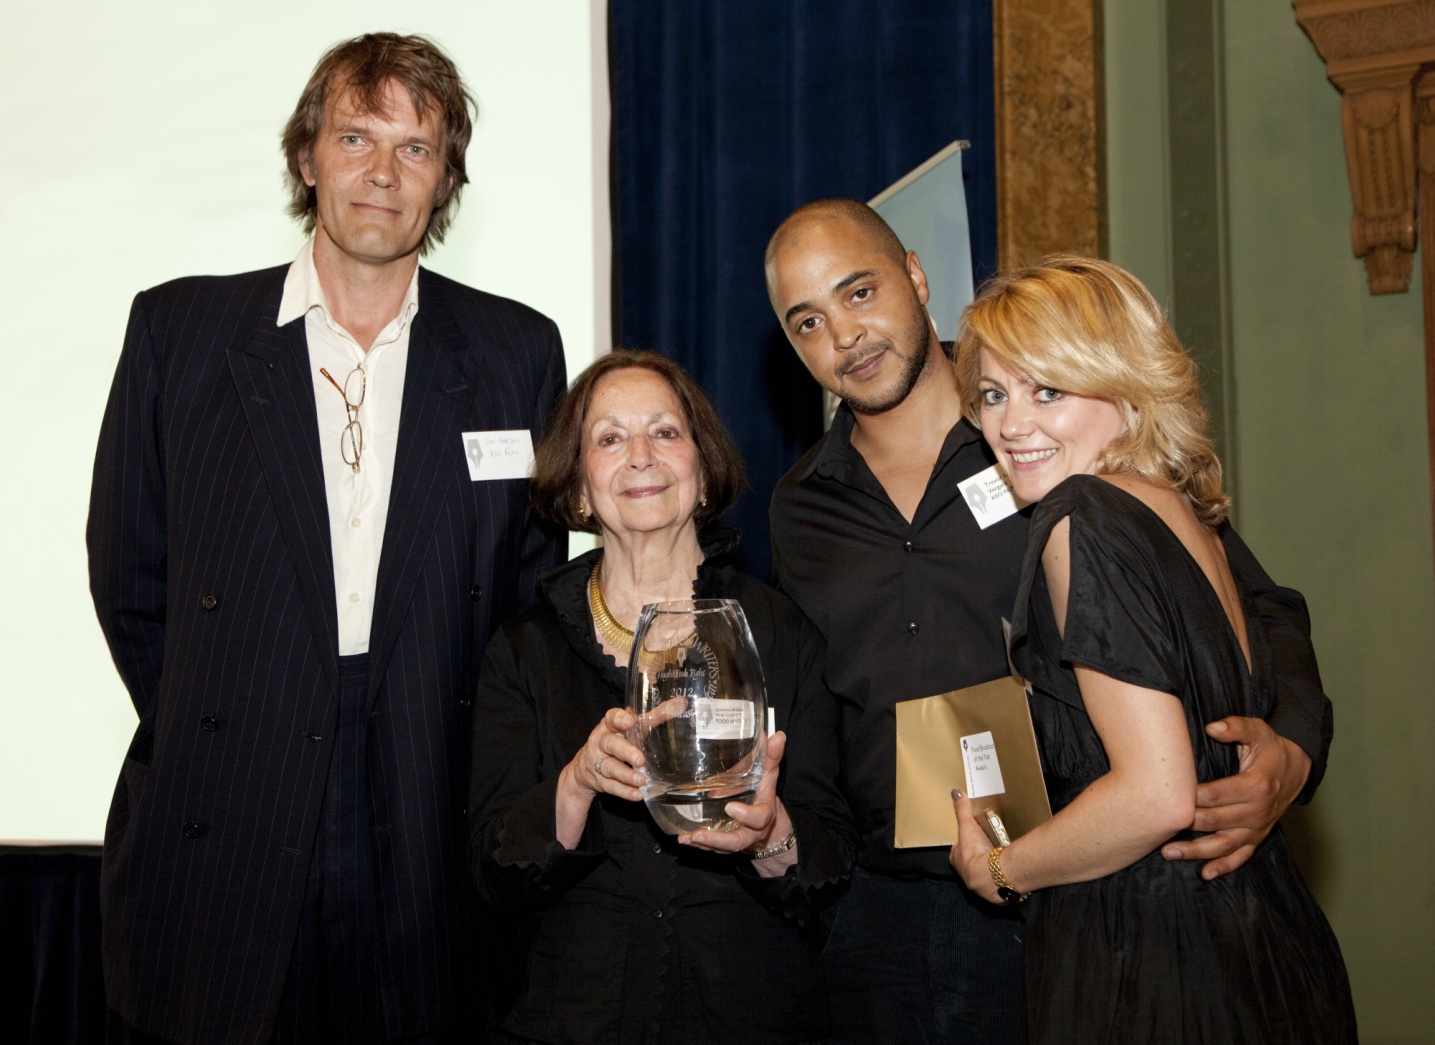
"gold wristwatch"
751,832,797,861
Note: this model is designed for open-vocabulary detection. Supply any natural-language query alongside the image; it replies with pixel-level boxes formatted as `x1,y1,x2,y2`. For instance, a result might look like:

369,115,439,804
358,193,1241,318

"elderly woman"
947,257,1357,1043
467,351,852,1045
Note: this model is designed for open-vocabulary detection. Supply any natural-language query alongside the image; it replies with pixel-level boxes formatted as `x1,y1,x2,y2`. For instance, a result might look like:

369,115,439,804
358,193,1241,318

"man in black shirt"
765,198,1331,1044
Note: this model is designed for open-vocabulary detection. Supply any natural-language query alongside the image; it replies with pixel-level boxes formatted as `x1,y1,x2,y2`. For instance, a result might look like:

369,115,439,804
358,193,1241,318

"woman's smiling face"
976,346,1128,503
580,367,703,540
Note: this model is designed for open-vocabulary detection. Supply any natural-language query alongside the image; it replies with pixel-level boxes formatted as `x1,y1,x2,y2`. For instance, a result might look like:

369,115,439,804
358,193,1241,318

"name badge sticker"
960,730,1007,799
959,464,1022,529
461,430,535,481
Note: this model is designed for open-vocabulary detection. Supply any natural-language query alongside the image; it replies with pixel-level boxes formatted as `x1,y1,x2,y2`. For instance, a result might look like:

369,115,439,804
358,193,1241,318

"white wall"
0,0,608,841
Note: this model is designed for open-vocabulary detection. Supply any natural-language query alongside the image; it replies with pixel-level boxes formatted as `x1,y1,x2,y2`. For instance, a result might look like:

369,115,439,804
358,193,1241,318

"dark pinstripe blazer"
87,263,566,1045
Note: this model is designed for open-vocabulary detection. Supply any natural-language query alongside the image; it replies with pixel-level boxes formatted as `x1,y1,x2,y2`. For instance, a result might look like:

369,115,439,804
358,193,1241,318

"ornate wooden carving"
1294,1,1435,292
1296,0,1435,66
993,0,1104,267
1295,0,1435,539
1341,71,1419,292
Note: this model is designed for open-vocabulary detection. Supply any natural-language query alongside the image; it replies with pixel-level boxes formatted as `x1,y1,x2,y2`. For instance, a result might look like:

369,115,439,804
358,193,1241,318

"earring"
699,494,709,509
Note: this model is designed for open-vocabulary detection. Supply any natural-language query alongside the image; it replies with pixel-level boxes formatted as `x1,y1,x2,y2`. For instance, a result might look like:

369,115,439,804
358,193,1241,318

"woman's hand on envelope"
949,790,1003,904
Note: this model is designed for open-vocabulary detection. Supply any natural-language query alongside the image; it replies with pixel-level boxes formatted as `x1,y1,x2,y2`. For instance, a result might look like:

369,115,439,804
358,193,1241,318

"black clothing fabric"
269,653,389,1044
770,407,1029,879
467,531,854,1045
1009,476,1356,1044
770,407,1335,881
821,869,1023,1044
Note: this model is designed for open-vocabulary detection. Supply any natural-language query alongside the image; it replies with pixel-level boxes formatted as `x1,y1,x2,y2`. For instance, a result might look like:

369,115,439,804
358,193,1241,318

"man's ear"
299,148,317,189
906,250,931,306
434,172,456,208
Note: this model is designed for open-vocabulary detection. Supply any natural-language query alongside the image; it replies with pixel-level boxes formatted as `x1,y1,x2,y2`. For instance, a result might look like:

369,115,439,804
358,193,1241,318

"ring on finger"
594,756,609,775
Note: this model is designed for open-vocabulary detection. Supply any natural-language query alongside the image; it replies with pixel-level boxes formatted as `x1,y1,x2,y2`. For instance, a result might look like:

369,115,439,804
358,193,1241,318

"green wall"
1106,2,1435,1041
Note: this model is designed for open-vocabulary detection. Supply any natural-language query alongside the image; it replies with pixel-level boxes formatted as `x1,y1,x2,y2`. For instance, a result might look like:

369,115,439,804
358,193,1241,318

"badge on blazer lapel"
462,430,535,480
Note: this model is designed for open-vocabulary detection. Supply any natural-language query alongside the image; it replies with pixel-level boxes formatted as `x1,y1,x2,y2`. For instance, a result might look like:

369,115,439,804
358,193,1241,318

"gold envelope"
894,675,1052,848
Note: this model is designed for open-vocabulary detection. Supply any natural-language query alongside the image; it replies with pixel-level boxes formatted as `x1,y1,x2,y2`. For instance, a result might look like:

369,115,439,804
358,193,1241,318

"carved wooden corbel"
1340,67,1420,293
1294,1,1435,293
1296,0,1435,543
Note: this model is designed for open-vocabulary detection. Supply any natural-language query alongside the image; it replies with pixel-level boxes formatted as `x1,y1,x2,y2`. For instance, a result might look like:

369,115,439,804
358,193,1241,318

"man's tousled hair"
281,32,476,254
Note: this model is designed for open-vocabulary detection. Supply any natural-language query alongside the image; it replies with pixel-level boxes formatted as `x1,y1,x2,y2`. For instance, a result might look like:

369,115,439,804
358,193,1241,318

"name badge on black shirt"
958,464,1022,529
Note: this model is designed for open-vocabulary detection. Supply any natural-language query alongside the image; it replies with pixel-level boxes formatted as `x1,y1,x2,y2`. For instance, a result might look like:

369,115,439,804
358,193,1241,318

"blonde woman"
948,257,1356,1043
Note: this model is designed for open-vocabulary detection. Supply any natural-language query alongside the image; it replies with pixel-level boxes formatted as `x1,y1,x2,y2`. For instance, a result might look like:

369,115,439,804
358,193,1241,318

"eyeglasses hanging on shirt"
320,364,366,473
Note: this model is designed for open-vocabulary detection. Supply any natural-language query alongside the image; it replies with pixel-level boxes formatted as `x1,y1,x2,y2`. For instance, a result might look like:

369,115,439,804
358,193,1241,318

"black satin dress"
1008,475,1357,1044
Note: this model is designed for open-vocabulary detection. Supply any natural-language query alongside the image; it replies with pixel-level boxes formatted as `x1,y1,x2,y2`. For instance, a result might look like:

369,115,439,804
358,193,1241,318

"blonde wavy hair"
956,255,1230,526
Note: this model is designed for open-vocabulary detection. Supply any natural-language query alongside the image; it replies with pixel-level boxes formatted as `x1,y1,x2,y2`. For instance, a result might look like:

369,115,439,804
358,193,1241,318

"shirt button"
200,716,218,732
470,584,483,601
181,822,201,839
459,698,472,708
349,592,361,603
653,843,663,854
904,541,914,552
654,909,664,919
201,593,218,611
907,621,920,635
351,518,362,528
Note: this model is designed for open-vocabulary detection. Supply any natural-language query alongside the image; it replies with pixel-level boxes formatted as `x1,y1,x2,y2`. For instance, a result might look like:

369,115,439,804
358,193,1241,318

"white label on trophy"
960,730,1007,799
959,464,1022,529
692,698,756,740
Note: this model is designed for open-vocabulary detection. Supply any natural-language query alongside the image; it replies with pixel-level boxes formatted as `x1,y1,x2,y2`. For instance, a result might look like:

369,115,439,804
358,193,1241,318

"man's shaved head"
764,198,907,297
764,197,937,415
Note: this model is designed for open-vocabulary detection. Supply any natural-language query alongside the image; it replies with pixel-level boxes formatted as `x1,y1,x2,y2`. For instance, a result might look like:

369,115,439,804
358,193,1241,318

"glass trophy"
625,599,768,833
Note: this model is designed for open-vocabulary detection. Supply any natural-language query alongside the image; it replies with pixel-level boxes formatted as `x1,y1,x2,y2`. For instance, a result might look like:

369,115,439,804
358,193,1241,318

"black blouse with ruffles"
467,530,854,1045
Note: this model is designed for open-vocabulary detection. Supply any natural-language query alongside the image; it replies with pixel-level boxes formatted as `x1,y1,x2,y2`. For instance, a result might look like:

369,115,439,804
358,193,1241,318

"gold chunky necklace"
588,562,635,654
588,562,700,659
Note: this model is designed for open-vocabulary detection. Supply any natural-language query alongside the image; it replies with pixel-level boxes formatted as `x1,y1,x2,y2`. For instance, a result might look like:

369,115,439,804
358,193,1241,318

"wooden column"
1295,0,1435,544
993,0,1104,266
1418,74,1435,529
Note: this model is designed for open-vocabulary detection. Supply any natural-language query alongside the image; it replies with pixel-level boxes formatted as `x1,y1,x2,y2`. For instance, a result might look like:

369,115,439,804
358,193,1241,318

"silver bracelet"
750,832,797,861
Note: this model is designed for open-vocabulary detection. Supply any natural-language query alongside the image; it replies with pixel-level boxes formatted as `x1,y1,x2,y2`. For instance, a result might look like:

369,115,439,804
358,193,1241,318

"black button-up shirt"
771,405,1331,881
772,407,1031,879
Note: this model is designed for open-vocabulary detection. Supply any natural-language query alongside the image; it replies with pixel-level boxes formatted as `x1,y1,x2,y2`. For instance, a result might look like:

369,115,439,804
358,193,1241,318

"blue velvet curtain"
609,0,997,580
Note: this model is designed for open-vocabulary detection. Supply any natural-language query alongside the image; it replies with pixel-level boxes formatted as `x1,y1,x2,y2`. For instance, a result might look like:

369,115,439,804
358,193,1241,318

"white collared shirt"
278,239,419,655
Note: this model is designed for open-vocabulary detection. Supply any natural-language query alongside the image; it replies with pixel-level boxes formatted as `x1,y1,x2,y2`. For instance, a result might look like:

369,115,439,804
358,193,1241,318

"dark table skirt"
0,845,105,1045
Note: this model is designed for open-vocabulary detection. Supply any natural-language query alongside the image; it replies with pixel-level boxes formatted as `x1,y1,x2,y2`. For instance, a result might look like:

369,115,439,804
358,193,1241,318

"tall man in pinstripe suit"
88,34,566,1045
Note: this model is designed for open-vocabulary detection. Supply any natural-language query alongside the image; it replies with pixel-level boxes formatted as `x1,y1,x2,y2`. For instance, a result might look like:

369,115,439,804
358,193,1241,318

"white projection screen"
0,0,609,841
